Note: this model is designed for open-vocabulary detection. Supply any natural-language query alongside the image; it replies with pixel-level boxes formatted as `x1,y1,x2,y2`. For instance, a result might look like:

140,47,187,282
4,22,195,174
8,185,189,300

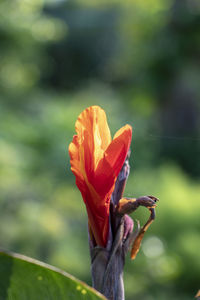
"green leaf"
0,250,106,300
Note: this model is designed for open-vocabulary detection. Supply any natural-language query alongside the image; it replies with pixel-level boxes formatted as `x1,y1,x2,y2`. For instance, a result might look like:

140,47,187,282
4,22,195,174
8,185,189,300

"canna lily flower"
69,106,132,247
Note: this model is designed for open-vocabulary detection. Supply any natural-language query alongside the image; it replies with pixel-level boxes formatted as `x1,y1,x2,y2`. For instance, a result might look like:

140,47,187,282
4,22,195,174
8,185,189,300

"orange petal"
75,106,111,166
71,106,112,182
108,124,132,174
94,125,132,196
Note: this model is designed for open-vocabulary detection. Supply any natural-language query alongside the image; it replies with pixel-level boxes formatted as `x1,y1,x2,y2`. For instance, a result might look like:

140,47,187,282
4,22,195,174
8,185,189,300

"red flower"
69,106,132,247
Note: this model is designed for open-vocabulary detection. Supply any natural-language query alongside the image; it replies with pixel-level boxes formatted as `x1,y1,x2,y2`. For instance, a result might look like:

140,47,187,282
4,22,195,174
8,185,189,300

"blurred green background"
0,0,200,299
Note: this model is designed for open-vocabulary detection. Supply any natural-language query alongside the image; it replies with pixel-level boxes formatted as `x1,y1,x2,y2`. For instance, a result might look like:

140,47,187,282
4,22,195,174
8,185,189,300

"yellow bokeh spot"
81,289,87,295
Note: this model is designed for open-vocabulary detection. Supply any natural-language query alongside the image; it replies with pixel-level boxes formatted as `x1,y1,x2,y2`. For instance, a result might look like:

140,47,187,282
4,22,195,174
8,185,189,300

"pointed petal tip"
113,124,132,141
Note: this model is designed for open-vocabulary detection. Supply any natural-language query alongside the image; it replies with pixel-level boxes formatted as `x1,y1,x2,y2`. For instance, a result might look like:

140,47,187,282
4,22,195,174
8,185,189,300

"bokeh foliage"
0,0,200,299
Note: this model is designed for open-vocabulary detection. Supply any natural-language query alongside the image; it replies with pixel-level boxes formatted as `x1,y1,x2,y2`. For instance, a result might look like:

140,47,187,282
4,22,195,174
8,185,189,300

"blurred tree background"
0,0,200,299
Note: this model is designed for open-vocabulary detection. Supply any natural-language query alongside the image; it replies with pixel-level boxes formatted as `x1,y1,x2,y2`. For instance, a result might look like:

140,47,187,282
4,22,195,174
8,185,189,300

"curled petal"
105,125,132,176
94,125,132,196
